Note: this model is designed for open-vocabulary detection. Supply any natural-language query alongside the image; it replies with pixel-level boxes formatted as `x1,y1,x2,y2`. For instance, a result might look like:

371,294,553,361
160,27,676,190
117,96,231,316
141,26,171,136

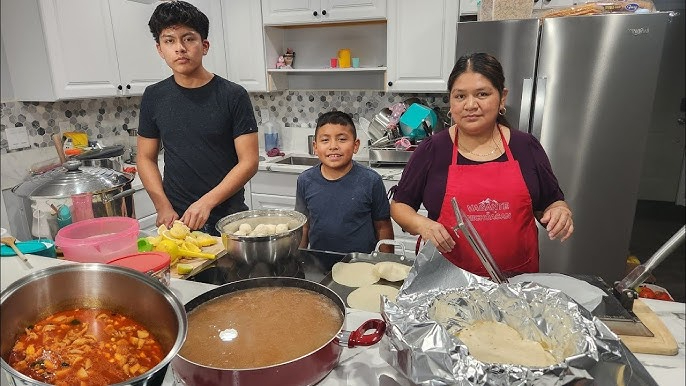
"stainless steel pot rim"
0,263,187,386
216,209,307,236
177,276,345,371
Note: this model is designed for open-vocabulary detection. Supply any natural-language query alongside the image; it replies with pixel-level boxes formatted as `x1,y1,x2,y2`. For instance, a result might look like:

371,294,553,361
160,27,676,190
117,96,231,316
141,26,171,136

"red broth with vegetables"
8,308,164,386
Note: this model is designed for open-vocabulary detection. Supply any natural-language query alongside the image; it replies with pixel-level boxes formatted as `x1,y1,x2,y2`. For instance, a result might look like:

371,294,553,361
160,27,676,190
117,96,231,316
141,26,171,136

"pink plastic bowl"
55,217,139,263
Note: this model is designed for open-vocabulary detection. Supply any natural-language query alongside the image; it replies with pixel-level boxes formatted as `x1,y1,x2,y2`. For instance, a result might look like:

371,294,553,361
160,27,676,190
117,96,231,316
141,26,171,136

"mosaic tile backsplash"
0,91,449,153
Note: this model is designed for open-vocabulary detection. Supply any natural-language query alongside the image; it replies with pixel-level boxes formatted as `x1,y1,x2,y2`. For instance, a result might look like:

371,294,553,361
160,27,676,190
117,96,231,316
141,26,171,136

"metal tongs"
451,197,508,284
613,225,685,310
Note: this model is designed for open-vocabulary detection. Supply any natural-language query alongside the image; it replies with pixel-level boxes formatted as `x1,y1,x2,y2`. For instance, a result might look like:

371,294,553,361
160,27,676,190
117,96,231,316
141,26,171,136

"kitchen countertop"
127,151,404,192
259,152,406,181
2,255,683,386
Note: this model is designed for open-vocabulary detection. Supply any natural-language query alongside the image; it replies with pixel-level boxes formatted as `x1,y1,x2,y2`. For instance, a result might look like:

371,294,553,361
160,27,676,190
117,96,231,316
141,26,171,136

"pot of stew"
171,277,386,386
0,264,187,386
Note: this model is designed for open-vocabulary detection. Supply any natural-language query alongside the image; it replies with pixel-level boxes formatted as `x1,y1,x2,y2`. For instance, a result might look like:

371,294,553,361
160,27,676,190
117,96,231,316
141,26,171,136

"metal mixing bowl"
216,209,307,264
0,264,187,386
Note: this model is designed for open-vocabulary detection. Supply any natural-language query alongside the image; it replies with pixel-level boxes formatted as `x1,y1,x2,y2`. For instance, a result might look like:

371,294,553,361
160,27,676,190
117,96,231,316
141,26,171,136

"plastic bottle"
262,110,282,153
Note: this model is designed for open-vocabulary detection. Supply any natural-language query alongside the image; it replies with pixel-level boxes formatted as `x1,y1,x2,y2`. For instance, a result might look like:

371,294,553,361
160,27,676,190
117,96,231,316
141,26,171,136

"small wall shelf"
267,66,387,74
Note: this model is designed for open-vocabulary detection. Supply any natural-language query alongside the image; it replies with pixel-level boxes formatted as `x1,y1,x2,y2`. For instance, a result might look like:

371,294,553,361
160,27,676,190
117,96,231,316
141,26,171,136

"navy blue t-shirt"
138,75,258,229
295,161,391,253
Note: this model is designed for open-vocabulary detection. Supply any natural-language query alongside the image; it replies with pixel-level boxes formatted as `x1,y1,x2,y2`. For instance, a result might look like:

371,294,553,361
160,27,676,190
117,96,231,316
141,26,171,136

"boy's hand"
156,206,179,229
180,199,213,230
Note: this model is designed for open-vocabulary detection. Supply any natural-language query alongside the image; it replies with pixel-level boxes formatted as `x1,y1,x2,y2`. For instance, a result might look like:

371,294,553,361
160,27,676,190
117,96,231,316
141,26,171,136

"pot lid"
107,252,170,273
12,160,134,198
75,145,125,160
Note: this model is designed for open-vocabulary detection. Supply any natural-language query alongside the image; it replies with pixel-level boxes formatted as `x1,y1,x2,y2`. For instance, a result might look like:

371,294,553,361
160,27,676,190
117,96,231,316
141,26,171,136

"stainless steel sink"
273,156,320,166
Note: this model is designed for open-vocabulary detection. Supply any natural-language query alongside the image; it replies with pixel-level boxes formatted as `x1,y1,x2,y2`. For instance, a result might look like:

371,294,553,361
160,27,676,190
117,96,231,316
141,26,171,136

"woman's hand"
180,198,214,231
156,206,179,229
540,203,574,242
419,218,456,254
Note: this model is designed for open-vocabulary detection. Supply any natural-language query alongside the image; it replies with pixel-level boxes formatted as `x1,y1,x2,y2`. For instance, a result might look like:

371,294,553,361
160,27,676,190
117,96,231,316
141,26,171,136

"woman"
390,53,573,276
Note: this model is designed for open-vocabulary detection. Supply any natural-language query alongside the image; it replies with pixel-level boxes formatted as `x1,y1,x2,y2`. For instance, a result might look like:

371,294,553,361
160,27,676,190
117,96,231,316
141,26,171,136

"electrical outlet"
5,126,30,150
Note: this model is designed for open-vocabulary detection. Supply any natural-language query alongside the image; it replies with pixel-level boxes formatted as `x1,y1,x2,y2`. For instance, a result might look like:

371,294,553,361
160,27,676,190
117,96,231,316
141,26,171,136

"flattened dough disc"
347,284,399,313
372,261,411,282
457,321,557,367
332,262,379,287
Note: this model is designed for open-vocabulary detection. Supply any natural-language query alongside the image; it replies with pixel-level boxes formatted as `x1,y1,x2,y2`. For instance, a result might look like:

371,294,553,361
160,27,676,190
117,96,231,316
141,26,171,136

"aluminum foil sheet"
380,242,624,386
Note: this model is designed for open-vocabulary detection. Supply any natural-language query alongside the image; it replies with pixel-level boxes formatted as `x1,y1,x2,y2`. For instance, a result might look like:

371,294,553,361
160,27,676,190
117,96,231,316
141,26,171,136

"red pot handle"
346,319,386,348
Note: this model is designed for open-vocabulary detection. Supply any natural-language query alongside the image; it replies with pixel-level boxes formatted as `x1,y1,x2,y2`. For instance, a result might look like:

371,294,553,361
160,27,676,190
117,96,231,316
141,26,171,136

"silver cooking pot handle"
105,188,136,203
374,239,406,258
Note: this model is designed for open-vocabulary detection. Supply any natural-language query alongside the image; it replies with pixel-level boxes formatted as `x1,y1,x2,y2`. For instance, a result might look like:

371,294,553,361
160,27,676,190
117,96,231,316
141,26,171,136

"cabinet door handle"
322,9,327,15
126,84,131,90
313,10,318,16
387,81,393,87
117,85,123,90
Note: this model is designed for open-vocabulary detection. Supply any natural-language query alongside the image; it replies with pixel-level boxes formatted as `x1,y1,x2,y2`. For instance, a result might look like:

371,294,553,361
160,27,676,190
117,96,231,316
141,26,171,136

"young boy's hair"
315,111,357,140
148,1,209,43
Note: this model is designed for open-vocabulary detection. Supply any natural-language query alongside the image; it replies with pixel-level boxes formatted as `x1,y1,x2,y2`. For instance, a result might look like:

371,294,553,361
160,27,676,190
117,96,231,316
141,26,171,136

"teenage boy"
295,111,394,253
138,1,258,235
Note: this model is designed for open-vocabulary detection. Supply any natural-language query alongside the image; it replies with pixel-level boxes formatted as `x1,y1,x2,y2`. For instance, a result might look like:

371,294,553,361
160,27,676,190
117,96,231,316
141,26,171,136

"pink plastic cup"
71,193,94,222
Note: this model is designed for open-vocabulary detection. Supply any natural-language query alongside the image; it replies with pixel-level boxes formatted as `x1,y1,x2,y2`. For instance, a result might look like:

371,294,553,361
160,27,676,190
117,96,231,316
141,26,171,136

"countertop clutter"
1,254,684,386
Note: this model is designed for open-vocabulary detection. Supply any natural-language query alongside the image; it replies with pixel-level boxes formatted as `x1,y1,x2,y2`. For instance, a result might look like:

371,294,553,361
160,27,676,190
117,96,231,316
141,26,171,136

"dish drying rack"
363,106,414,166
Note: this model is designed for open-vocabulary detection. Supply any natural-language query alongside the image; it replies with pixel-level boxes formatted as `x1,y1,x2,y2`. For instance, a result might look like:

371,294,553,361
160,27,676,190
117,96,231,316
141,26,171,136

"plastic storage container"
107,252,172,287
55,217,139,263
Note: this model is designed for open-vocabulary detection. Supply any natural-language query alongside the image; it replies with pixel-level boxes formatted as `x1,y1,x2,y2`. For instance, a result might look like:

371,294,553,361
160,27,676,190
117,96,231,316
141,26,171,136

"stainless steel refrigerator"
455,12,670,283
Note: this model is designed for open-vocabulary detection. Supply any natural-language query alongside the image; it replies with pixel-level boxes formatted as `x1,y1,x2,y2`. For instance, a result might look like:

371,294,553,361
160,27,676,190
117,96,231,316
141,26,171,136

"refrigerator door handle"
518,78,534,132
531,77,548,140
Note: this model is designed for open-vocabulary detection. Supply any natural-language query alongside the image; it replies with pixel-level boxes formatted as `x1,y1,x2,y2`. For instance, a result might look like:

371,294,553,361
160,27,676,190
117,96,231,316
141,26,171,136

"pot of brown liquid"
171,277,386,386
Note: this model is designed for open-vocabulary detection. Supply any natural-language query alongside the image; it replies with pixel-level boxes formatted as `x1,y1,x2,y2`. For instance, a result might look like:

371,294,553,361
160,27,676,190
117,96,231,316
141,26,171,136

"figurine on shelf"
283,48,295,69
276,56,286,69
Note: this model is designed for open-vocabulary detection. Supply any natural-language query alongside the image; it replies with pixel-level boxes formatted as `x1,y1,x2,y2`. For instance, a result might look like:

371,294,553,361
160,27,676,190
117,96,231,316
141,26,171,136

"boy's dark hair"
315,111,357,140
148,1,209,43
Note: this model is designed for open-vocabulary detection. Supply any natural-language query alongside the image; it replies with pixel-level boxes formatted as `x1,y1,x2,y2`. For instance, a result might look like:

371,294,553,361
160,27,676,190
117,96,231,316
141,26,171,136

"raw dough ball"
372,262,411,282
275,223,289,233
332,262,380,287
238,223,252,233
234,229,248,236
253,224,267,234
456,321,557,367
263,224,277,235
347,284,399,313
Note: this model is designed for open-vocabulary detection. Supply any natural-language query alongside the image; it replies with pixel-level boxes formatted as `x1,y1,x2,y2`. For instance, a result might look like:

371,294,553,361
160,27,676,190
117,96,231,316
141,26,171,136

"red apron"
436,127,539,276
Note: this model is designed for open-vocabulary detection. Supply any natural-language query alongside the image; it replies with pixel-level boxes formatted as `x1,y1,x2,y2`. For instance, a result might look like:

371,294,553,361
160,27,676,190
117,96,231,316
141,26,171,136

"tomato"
655,291,673,301
638,286,657,299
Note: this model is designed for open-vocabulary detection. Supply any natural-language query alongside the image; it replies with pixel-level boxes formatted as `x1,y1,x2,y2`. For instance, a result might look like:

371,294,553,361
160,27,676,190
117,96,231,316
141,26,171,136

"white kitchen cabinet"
386,0,458,92
381,180,427,258
251,193,297,210
250,170,298,209
110,0,228,94
0,0,227,101
261,0,386,26
221,0,268,91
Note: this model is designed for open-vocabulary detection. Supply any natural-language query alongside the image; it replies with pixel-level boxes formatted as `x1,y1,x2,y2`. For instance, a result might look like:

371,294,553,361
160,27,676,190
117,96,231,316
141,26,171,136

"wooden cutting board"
171,236,227,279
618,299,678,355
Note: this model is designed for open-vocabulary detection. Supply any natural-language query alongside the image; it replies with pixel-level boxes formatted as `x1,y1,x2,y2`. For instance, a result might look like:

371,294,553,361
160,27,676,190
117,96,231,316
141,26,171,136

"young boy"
295,111,394,253
137,1,259,235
